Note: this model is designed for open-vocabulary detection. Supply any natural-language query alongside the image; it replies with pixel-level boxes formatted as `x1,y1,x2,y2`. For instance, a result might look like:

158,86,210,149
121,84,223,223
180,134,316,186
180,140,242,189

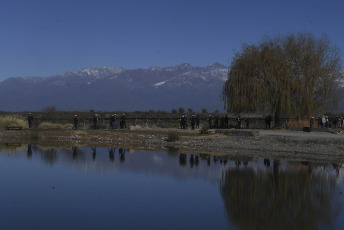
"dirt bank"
1,128,344,163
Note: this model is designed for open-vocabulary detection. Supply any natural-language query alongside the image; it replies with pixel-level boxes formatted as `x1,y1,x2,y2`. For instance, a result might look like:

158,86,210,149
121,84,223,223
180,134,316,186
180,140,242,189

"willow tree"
222,32,343,120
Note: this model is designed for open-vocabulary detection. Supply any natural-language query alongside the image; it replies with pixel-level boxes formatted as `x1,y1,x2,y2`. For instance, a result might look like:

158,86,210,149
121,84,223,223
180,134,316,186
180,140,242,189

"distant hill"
0,63,228,112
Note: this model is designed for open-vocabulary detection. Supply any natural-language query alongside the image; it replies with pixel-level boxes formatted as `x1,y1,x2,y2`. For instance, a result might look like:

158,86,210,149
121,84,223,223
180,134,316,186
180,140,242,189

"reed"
38,122,73,130
287,119,310,127
0,116,27,128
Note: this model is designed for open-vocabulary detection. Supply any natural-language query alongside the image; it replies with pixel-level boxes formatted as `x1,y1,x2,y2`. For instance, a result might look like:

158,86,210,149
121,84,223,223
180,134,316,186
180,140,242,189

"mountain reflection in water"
0,143,343,230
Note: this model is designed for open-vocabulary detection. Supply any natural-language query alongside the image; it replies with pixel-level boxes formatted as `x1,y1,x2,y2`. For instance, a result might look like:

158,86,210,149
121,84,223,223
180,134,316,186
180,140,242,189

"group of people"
180,114,200,130
26,112,127,130
86,113,127,130
25,112,275,130
72,113,127,130
26,112,248,130
207,114,230,129
315,116,344,129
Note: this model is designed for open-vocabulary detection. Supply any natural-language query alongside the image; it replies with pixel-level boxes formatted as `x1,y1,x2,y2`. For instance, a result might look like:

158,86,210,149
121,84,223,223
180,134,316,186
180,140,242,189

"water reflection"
334,163,343,178
0,143,343,229
179,153,187,166
91,147,96,161
220,159,342,230
119,148,126,162
72,146,78,160
41,148,57,165
264,158,271,167
108,148,115,162
27,144,32,157
166,146,179,157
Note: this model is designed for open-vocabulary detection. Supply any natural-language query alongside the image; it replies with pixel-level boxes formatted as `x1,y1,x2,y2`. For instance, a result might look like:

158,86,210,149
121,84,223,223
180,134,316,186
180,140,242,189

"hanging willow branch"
222,32,343,118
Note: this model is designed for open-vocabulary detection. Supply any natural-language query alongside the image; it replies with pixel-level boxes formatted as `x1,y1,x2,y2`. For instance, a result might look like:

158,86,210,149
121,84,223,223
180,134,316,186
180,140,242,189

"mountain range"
0,63,228,112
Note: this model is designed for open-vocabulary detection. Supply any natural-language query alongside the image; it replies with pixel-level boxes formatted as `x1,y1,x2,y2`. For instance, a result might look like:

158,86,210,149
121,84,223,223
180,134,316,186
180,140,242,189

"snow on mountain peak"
154,80,167,87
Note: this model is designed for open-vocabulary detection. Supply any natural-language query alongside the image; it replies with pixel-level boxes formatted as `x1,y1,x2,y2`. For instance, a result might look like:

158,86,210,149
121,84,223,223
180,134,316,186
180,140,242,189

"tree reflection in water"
220,160,341,230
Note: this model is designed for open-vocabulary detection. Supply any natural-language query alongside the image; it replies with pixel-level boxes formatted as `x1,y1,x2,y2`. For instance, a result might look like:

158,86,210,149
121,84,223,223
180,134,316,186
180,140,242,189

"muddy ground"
1,128,344,164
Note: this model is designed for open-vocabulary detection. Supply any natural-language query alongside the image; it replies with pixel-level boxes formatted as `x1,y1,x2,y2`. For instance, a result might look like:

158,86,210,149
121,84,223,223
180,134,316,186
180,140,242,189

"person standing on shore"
310,117,314,132
237,115,241,129
73,115,78,130
184,114,188,130
321,115,326,128
93,114,98,129
208,115,213,129
191,115,196,130
265,115,272,129
110,114,116,129
120,113,127,129
27,113,33,128
195,114,200,129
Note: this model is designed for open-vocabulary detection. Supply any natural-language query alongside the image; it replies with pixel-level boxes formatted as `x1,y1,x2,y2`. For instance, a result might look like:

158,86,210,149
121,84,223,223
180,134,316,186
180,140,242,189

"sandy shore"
1,128,344,163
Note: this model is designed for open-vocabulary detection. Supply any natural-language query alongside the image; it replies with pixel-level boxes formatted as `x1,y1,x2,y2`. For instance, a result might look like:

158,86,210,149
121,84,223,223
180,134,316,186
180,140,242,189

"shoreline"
1,128,344,164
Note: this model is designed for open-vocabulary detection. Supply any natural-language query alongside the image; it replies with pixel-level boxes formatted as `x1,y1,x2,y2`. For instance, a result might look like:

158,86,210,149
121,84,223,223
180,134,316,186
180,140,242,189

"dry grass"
74,131,88,136
38,122,73,130
287,119,310,127
0,116,28,128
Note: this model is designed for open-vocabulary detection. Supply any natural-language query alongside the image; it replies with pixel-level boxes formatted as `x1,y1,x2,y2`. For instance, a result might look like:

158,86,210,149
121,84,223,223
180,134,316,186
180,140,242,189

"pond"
0,143,343,230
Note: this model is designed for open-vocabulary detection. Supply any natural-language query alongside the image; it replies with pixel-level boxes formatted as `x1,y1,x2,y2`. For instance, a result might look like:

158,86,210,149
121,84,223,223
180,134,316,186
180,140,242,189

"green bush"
166,131,180,142
199,127,209,134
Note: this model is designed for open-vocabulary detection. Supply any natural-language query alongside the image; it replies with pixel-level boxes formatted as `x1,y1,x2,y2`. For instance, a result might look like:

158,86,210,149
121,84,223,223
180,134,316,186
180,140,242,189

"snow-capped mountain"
0,63,228,112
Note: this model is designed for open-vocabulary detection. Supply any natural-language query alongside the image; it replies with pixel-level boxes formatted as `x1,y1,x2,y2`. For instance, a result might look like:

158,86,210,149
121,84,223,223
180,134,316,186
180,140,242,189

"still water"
0,144,343,230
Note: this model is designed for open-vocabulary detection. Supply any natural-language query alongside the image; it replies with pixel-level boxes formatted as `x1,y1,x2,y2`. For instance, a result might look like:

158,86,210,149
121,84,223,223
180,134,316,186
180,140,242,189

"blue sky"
0,0,343,81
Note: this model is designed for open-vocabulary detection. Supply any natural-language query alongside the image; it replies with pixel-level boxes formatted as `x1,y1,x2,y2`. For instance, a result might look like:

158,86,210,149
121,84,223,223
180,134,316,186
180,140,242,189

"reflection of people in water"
308,163,313,174
190,155,195,168
119,148,125,162
27,144,32,157
195,155,199,166
188,154,199,167
109,148,115,162
333,163,342,177
213,156,218,164
72,146,78,160
264,159,270,167
91,147,96,161
179,154,187,166
207,156,211,166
